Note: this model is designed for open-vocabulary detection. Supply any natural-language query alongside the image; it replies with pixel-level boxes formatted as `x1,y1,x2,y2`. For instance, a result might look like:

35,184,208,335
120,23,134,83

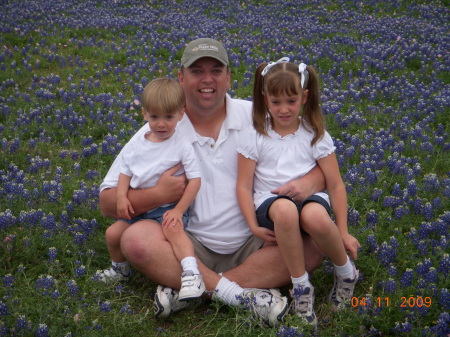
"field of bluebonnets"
0,0,449,336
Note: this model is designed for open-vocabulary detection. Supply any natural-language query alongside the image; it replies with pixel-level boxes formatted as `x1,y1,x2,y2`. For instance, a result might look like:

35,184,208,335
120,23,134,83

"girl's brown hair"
252,61,325,145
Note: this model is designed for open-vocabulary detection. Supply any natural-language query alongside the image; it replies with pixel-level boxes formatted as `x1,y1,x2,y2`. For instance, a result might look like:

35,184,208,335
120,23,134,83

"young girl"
96,78,205,302
237,58,360,325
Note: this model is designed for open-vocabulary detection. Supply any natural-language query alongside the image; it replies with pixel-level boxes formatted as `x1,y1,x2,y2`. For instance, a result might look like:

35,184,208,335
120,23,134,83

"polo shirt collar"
179,94,244,145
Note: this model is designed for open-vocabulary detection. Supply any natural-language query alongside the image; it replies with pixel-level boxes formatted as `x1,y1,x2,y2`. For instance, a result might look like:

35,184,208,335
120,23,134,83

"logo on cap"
193,44,219,53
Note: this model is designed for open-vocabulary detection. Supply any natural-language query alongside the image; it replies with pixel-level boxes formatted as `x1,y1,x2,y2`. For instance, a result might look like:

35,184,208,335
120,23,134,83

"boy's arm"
100,164,187,218
172,177,201,214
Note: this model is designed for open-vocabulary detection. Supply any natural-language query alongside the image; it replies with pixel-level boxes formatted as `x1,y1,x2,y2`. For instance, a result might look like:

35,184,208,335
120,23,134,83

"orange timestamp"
351,296,432,308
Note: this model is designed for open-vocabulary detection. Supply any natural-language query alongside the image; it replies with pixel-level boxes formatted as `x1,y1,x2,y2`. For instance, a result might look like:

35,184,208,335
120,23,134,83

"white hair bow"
261,57,290,76
261,57,309,89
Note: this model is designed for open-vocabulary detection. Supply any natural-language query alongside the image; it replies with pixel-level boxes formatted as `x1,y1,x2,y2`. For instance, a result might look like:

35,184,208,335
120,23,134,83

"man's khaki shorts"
185,231,264,273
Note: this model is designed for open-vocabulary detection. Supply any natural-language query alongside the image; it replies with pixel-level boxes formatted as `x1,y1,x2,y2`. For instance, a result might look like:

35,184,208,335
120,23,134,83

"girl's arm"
317,153,360,259
237,154,276,242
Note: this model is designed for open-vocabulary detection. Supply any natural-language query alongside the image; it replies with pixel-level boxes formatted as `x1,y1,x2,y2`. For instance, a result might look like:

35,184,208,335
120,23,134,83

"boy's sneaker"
239,288,289,327
328,263,359,309
178,270,206,301
94,266,130,283
154,285,202,318
290,285,317,326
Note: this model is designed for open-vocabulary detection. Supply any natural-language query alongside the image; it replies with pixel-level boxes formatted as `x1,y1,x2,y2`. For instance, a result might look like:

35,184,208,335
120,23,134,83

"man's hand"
156,164,187,205
271,165,326,203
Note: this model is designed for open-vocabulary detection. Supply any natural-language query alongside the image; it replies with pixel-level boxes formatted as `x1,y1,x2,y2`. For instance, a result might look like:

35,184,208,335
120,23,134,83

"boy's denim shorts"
121,204,189,227
256,192,331,231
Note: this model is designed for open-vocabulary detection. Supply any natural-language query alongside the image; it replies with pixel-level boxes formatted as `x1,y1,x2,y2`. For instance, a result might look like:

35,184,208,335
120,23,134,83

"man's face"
178,57,230,117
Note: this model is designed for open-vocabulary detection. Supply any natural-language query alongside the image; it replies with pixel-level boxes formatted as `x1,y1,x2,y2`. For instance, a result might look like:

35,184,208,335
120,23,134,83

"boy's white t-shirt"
119,130,200,210
100,95,253,254
237,119,336,209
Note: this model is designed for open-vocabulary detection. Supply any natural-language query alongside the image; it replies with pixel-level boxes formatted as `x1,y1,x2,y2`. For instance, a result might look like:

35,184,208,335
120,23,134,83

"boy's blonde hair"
142,78,185,114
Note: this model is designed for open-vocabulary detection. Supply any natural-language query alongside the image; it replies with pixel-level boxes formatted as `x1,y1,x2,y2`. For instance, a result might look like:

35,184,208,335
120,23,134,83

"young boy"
96,78,205,301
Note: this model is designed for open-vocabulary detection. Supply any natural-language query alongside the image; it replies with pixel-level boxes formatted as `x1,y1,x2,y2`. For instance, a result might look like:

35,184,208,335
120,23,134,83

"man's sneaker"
328,262,359,309
290,285,317,326
178,271,206,301
94,266,130,283
154,285,202,318
239,288,289,327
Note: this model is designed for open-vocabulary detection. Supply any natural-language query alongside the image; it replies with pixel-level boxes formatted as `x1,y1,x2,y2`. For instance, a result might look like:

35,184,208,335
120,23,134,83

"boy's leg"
95,220,132,283
105,219,130,262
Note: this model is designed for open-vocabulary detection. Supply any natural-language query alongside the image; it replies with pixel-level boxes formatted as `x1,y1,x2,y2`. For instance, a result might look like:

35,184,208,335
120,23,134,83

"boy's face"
142,108,184,142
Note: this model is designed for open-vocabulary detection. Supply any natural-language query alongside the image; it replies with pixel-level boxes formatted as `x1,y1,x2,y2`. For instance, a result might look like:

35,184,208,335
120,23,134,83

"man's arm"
99,164,187,218
271,165,326,203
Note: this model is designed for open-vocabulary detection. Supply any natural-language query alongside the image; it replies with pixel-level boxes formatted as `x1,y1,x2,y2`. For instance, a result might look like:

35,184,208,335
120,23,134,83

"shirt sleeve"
313,131,336,160
181,143,201,180
237,127,258,161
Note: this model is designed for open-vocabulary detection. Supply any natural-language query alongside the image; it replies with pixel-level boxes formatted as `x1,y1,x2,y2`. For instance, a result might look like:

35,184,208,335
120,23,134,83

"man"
99,38,325,327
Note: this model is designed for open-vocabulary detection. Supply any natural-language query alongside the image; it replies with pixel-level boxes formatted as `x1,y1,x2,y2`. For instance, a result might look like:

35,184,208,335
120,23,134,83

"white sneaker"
178,271,206,301
239,288,288,327
154,285,202,318
94,266,130,283
329,262,359,309
290,285,317,325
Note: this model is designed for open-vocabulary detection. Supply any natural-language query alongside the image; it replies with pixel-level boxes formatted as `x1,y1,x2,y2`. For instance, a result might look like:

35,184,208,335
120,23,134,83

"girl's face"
142,108,184,142
266,91,307,136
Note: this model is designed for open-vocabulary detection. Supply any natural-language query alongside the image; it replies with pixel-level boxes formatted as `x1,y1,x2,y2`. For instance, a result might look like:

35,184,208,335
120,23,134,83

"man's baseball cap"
181,38,229,68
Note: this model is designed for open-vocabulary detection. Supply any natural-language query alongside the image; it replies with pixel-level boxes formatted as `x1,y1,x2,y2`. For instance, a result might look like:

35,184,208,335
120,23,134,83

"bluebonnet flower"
366,234,379,253
425,267,439,284
423,202,434,220
370,188,383,201
74,265,86,278
0,301,9,316
277,325,304,336
392,321,412,334
438,254,449,275
35,323,49,337
438,289,450,310
15,314,32,333
35,275,57,296
387,264,397,277
400,268,414,287
66,280,79,297
429,312,450,336
416,259,432,276
378,278,397,294
100,301,112,313
423,173,440,192
394,205,410,219
378,242,397,266
366,209,378,227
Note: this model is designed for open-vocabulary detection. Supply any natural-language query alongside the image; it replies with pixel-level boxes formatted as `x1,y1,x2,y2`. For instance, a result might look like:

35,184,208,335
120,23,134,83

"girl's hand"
252,227,277,244
342,233,360,260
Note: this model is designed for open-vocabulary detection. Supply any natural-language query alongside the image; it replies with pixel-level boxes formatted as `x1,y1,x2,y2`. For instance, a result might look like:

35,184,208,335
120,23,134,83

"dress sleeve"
237,127,258,161
313,131,336,160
